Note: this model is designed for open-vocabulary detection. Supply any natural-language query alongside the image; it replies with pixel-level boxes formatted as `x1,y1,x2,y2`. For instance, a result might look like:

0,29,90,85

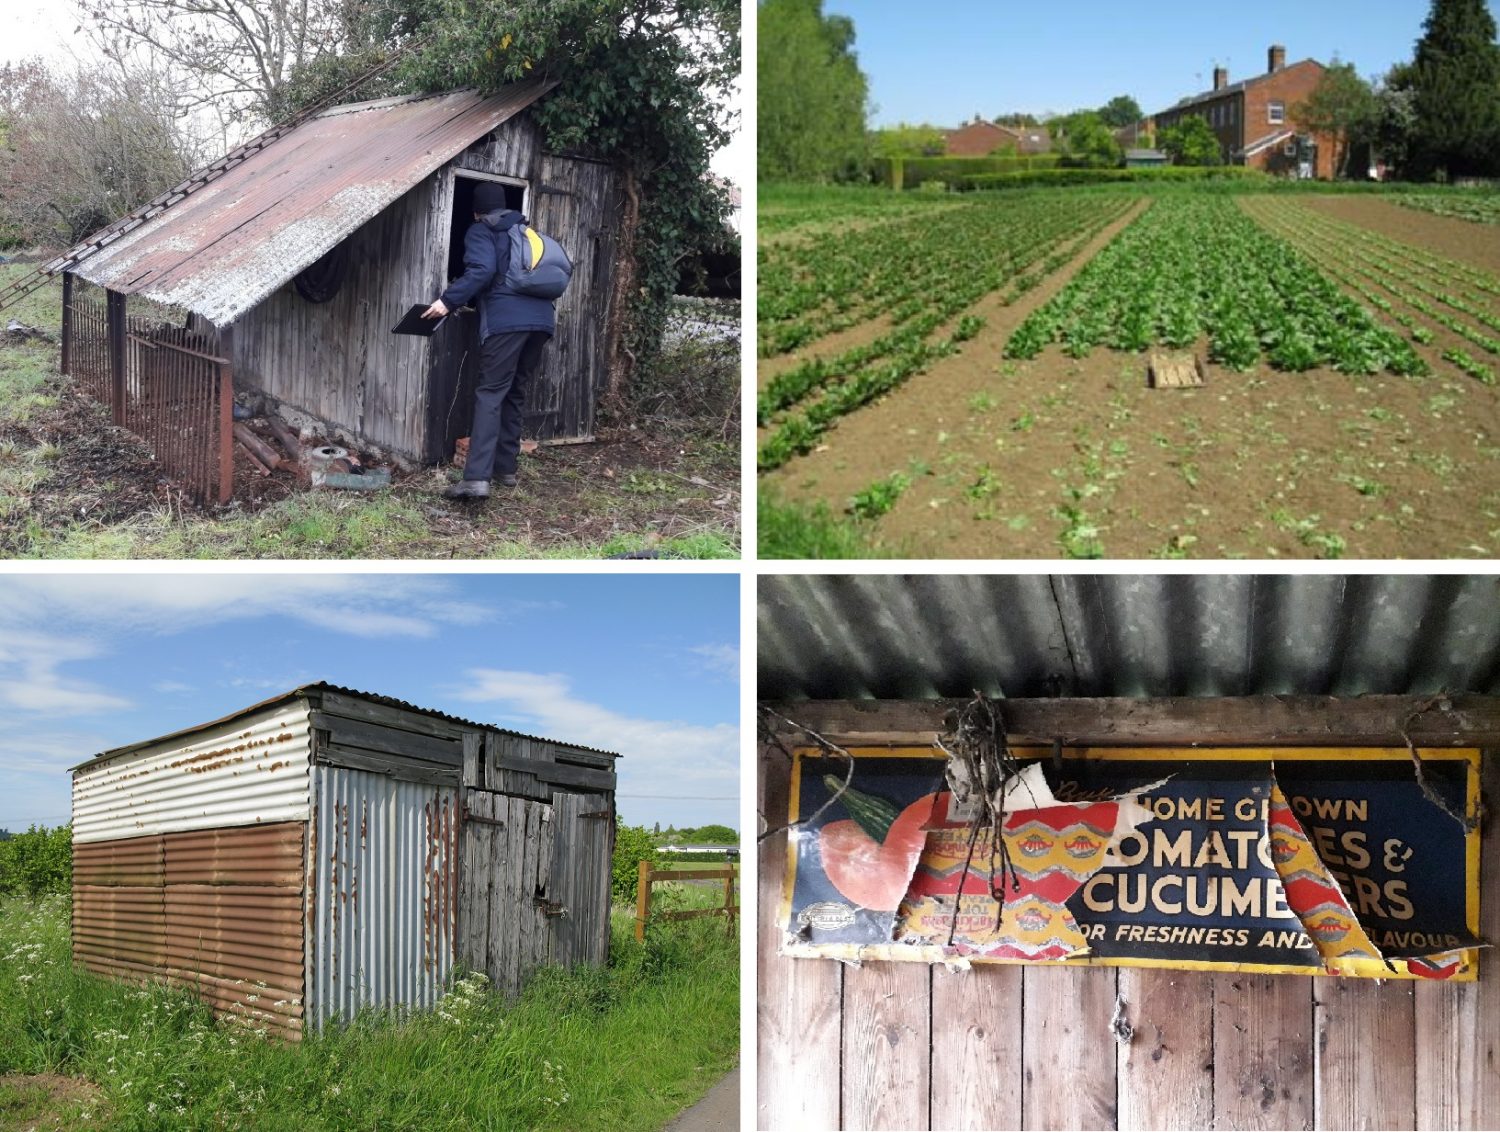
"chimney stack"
1269,44,1286,73
1213,66,1228,91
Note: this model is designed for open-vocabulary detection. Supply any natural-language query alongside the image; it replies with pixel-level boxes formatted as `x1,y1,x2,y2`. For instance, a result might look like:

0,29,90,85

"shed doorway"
447,172,528,281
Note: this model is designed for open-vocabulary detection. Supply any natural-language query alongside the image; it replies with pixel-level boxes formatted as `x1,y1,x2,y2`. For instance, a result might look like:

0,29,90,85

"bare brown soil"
762,195,1500,560
1299,196,1500,277
0,1072,106,1129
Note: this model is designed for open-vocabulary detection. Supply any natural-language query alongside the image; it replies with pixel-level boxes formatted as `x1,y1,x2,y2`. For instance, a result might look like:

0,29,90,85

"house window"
1230,101,1238,125
1269,100,1286,125
1284,140,1297,157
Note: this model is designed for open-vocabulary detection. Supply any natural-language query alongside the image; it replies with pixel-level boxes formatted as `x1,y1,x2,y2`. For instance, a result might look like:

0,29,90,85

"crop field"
1393,190,1500,226
758,185,1500,559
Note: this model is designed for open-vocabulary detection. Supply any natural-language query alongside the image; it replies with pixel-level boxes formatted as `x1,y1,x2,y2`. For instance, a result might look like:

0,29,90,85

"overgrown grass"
0,895,737,1130
758,487,902,559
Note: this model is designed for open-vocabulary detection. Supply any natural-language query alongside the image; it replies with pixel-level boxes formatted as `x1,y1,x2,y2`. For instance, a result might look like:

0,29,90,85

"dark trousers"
463,330,550,481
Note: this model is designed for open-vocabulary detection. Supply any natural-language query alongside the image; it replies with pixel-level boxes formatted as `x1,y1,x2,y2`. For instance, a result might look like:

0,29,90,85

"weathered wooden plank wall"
458,787,613,997
758,746,1500,1132
230,172,442,459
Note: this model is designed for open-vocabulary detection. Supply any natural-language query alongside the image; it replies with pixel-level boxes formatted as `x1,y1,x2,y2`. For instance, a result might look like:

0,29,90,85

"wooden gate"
458,788,614,997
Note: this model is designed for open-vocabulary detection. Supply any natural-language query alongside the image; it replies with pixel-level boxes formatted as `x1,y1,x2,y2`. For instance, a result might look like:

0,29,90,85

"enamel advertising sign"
781,748,1482,980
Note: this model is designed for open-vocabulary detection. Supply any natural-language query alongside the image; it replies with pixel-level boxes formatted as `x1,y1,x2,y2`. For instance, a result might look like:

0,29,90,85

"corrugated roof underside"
758,575,1500,702
73,82,551,324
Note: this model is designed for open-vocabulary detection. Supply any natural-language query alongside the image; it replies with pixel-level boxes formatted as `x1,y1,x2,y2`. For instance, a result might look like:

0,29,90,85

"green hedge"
657,850,739,863
957,166,1271,191
872,154,1062,190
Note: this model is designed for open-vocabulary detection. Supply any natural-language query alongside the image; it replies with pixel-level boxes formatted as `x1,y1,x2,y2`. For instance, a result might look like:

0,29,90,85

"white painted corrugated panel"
306,765,459,1029
72,702,314,844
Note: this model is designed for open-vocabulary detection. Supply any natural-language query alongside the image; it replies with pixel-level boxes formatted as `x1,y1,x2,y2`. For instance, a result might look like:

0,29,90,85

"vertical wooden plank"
841,961,930,1132
1212,974,1313,1130
1315,978,1415,1130
758,744,842,1131
1415,751,1500,1131
1023,965,1119,1130
929,964,1022,1130
461,732,480,790
1116,969,1214,1130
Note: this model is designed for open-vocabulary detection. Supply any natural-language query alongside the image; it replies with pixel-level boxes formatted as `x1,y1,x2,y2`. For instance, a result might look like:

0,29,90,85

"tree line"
1,0,739,386
758,0,1500,182
0,825,71,897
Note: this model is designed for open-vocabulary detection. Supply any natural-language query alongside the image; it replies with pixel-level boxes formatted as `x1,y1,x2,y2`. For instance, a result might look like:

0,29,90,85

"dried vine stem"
1399,693,1478,832
756,706,856,844
936,692,1028,944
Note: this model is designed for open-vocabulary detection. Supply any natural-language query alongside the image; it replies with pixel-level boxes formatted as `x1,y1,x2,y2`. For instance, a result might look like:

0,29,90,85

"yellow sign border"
781,745,1481,981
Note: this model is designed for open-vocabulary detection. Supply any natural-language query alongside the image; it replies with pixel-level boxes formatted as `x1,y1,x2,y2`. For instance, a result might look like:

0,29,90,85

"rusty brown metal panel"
71,822,306,1039
73,82,554,324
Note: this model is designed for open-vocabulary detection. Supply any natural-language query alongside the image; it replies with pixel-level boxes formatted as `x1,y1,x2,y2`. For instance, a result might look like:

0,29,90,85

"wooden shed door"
547,791,614,969
458,789,614,997
524,154,620,442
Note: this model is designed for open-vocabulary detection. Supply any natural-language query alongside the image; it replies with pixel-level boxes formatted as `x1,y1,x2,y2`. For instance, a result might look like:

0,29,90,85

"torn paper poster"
781,747,1482,979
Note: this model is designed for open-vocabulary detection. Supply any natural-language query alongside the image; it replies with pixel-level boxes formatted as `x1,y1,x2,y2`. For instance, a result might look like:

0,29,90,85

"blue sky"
827,0,1499,126
0,575,739,834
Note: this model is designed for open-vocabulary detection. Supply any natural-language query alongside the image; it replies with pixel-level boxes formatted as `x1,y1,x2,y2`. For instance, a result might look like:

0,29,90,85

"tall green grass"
0,895,737,1131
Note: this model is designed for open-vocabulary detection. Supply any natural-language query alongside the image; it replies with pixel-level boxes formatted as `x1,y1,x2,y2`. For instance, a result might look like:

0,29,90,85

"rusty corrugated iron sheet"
306,765,459,1029
759,575,1500,701
71,700,313,843
73,823,306,1039
72,682,617,775
72,82,553,325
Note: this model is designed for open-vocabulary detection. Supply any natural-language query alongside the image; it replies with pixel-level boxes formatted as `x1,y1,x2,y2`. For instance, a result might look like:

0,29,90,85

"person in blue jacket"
422,182,555,500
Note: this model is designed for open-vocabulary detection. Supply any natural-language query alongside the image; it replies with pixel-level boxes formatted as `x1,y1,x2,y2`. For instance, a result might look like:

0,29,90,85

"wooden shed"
758,574,1500,1131
60,80,621,502
70,683,618,1038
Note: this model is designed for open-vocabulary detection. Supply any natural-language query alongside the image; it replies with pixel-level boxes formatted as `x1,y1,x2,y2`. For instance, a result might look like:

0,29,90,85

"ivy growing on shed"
399,0,740,403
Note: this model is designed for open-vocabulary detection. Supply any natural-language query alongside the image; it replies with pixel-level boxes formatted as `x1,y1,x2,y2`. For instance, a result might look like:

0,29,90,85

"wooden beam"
762,694,1500,747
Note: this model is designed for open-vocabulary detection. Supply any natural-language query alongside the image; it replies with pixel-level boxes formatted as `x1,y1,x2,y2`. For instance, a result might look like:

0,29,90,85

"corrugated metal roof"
72,82,554,324
72,681,619,772
758,575,1500,702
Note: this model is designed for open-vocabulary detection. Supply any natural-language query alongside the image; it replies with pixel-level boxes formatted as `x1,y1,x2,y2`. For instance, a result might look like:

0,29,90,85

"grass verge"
758,487,901,559
0,894,737,1131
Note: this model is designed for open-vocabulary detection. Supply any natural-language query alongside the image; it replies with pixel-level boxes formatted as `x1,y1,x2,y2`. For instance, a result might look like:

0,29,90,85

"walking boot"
497,473,518,488
443,479,491,500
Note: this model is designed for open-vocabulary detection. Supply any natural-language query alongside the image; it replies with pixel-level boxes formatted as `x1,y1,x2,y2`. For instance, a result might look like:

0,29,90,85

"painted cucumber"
825,775,900,843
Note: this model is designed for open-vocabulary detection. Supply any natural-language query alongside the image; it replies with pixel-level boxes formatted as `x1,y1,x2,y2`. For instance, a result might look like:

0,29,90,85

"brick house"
945,117,1053,157
1152,45,1336,179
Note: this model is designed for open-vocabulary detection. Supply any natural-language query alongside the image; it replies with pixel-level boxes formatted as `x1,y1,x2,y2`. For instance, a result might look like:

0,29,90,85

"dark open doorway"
447,175,527,281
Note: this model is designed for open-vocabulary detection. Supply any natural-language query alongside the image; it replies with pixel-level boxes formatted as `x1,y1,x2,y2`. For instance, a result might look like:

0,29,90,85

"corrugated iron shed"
758,575,1500,701
72,82,554,325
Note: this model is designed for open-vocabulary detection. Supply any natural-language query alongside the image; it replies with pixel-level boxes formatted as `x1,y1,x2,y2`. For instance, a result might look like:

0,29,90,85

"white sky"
4,0,745,186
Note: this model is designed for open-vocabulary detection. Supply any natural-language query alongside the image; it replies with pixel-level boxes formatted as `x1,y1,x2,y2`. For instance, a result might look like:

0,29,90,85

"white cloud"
0,730,111,776
0,629,133,716
0,577,537,640
152,680,193,694
687,643,739,680
450,669,737,799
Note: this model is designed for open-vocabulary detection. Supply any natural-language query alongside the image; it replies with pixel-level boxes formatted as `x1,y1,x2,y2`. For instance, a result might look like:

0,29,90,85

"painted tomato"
818,792,935,911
